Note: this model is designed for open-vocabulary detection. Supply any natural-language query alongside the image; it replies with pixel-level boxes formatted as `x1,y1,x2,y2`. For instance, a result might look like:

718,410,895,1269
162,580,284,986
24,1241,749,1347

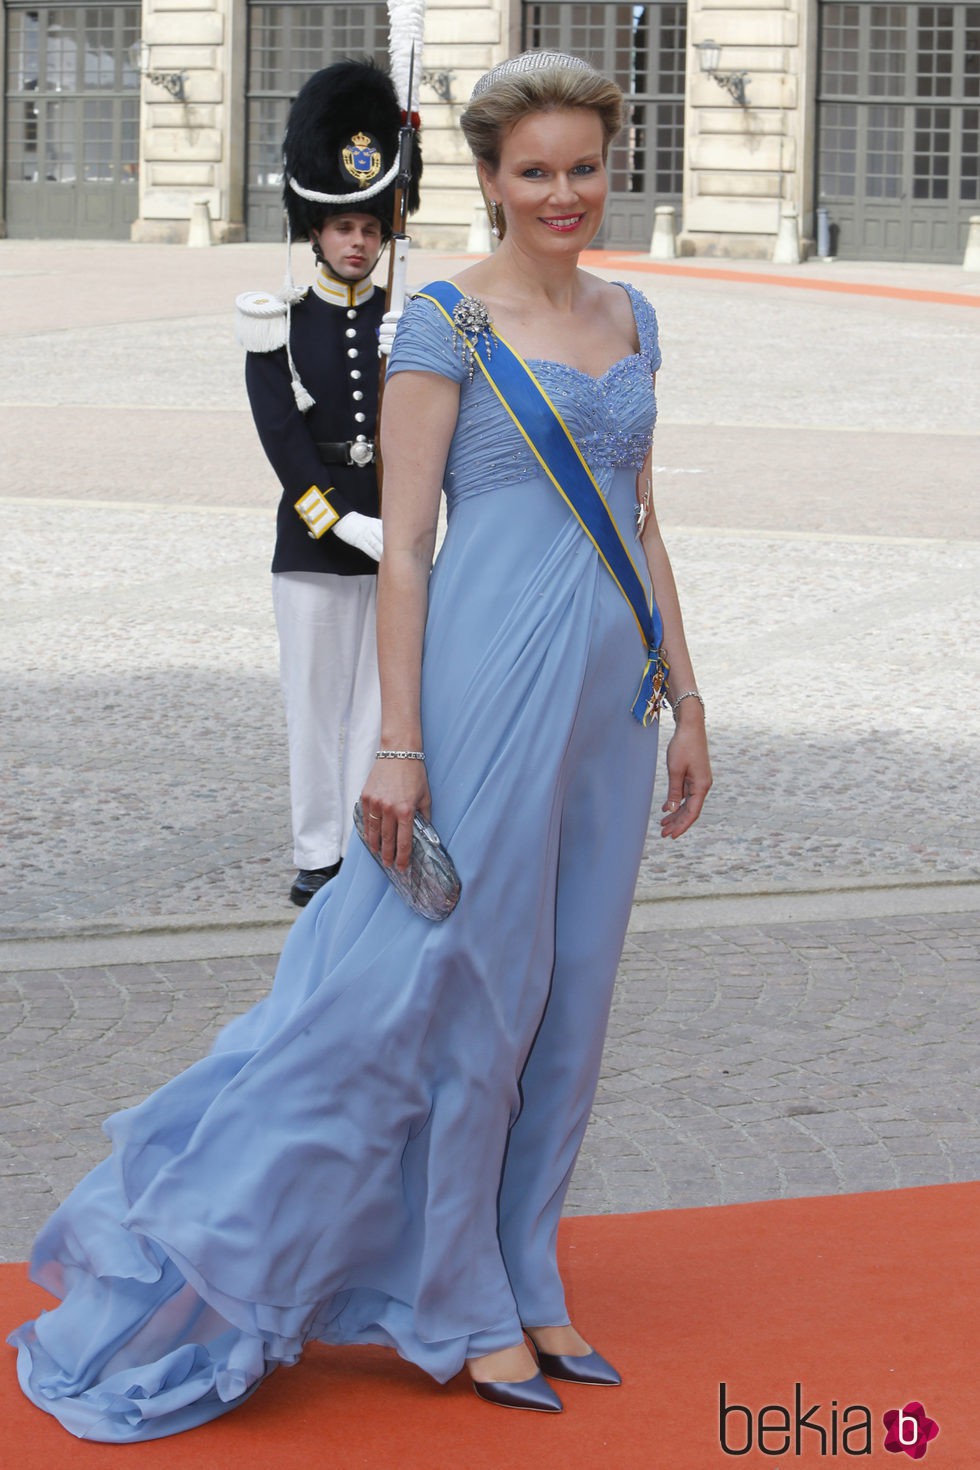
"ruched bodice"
389,282,661,498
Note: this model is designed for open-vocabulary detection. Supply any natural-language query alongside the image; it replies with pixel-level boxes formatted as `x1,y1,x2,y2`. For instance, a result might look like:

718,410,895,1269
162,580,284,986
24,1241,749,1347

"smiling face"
479,107,608,255
311,212,385,281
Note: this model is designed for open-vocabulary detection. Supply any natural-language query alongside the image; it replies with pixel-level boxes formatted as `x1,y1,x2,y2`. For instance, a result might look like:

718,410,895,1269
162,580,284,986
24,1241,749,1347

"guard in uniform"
237,61,422,906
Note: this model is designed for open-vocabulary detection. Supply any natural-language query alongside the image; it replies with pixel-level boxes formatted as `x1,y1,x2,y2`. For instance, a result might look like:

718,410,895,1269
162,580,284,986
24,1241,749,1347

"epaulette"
234,288,308,353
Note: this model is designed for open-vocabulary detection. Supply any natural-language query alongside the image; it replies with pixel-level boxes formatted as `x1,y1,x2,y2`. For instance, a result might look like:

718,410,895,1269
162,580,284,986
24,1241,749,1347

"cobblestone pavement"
0,241,977,1259
1,243,977,933
1,910,977,1262
2,500,977,931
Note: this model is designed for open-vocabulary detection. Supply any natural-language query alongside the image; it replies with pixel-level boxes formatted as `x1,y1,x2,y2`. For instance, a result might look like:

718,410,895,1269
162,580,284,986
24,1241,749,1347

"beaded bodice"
389,282,661,505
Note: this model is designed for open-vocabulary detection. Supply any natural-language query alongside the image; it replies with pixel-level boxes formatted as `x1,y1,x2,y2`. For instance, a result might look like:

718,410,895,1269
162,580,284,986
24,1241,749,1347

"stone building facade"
2,0,977,261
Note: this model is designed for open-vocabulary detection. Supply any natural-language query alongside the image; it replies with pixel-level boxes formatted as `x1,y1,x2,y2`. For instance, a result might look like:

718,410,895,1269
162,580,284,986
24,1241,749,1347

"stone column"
132,0,245,243
679,0,814,258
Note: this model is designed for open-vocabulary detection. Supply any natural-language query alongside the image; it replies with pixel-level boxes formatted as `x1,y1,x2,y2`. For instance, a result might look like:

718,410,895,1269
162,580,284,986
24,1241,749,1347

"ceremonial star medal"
341,131,383,188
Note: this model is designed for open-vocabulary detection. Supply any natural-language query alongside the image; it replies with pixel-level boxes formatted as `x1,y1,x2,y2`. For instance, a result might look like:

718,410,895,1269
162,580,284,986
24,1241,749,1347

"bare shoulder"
579,272,642,347
587,272,640,321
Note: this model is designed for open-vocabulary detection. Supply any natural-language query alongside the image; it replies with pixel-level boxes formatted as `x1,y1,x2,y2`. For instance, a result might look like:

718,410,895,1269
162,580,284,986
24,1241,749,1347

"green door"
522,1,688,248
5,2,141,239
817,2,980,261
245,0,390,242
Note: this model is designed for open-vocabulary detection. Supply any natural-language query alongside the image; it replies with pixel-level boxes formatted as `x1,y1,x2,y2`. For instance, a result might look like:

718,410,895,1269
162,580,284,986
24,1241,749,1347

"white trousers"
272,572,381,870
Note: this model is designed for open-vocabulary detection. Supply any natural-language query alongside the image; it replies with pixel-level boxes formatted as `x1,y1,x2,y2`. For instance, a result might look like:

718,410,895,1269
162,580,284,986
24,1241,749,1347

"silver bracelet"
671,690,705,717
375,749,426,761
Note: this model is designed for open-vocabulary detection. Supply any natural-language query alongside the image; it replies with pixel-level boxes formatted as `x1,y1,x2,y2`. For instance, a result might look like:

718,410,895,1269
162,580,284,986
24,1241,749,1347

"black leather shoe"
534,1348,622,1387
289,862,341,907
471,1371,563,1413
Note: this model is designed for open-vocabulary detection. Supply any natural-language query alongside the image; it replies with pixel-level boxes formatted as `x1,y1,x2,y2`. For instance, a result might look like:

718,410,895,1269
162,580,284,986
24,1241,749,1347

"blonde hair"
460,64,623,172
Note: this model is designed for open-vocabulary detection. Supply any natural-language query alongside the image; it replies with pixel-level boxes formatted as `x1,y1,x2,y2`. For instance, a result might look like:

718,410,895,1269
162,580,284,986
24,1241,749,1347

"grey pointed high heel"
534,1346,622,1386
470,1371,563,1412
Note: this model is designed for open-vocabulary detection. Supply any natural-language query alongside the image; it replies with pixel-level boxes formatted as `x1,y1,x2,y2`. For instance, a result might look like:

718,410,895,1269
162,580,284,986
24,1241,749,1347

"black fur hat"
282,58,423,240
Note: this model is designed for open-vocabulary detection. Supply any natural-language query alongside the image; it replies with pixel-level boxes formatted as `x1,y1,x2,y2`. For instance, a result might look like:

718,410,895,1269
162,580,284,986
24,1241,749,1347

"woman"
10,53,710,1437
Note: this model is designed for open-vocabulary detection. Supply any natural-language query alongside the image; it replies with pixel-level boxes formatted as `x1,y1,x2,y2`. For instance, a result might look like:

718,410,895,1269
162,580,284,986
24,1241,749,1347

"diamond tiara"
470,51,595,100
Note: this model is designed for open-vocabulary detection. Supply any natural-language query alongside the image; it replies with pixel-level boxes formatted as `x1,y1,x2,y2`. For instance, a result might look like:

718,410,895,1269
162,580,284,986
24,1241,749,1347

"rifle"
376,0,425,501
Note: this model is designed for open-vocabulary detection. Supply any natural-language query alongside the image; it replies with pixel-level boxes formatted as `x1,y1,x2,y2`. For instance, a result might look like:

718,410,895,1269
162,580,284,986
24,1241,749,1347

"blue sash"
417,281,668,726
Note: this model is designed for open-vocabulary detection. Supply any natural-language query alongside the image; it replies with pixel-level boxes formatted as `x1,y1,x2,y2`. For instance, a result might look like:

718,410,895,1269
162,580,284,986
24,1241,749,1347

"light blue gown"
10,282,663,1440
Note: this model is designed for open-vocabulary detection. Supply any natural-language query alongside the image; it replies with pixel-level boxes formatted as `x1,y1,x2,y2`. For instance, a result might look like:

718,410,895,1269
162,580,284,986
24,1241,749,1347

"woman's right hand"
360,757,431,872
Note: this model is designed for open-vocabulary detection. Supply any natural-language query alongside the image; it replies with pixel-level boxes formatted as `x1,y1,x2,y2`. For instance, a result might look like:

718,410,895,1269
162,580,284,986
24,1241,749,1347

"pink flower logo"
883,1402,940,1458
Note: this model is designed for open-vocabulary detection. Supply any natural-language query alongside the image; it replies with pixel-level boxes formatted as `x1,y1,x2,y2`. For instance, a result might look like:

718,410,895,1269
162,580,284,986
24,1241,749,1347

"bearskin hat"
282,58,423,240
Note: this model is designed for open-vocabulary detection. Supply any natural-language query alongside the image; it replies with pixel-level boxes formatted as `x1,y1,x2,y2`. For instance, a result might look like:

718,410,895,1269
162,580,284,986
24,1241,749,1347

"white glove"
378,310,400,358
334,512,383,562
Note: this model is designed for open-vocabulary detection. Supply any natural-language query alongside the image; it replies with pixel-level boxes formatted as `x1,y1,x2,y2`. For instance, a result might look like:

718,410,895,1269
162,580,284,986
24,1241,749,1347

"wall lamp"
694,39,750,107
128,40,187,103
422,69,456,104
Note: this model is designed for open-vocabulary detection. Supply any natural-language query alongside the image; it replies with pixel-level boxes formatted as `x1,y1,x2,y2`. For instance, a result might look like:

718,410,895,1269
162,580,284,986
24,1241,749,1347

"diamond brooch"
451,296,495,381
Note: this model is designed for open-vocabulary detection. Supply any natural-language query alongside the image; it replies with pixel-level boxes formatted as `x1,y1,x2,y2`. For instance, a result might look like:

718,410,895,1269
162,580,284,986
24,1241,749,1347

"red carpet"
4,1184,976,1468
580,251,980,309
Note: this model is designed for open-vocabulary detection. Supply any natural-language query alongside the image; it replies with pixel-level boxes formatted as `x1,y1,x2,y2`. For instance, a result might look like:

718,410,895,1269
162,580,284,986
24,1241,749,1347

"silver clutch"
353,801,462,922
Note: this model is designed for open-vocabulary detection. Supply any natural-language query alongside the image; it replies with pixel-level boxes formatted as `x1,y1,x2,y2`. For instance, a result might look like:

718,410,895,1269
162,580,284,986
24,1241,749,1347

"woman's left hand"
660,710,712,839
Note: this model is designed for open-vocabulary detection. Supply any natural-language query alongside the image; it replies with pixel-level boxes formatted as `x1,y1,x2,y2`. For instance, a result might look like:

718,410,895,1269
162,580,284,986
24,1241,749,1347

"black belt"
317,440,375,467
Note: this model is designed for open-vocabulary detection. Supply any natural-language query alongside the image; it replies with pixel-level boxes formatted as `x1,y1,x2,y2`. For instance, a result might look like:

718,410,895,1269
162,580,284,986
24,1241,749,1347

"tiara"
470,51,595,100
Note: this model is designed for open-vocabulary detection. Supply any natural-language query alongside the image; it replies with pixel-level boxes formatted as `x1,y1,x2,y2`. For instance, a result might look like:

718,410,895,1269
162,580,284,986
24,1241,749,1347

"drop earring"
489,200,501,239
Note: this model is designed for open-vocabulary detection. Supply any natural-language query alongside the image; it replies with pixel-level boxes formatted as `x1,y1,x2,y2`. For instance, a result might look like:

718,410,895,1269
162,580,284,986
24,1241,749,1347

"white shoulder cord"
281,218,314,412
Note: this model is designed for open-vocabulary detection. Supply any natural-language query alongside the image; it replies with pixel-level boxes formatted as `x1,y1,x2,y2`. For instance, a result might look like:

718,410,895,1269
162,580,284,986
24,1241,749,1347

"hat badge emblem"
342,131,383,188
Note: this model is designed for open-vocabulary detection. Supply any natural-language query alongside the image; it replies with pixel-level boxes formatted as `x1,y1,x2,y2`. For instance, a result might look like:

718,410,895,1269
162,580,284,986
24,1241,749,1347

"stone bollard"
187,198,213,248
964,216,980,271
649,205,677,261
467,202,492,254
772,203,801,265
816,206,831,259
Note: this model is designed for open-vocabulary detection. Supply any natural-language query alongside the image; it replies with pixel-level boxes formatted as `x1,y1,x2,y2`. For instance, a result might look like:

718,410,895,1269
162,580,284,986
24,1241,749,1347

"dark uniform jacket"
245,282,384,577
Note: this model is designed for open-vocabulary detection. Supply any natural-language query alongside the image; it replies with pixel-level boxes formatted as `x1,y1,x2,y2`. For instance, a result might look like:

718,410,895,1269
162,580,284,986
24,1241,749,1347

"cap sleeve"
622,283,662,375
386,291,467,384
